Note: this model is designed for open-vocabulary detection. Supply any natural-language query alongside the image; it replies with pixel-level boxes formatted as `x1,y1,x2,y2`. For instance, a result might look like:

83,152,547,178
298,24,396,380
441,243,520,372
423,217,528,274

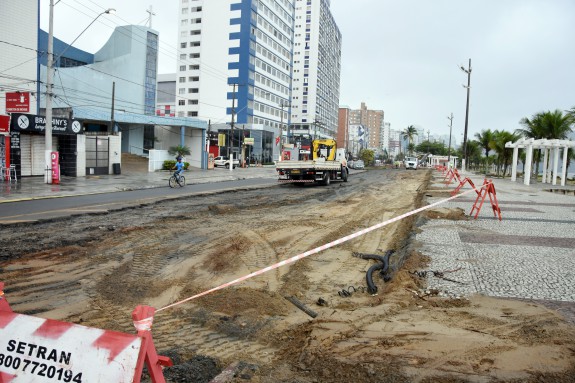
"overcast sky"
41,0,575,141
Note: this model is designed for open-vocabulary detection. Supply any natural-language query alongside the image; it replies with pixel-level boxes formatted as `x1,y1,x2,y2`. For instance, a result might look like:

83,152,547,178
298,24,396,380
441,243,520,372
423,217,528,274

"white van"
404,157,418,170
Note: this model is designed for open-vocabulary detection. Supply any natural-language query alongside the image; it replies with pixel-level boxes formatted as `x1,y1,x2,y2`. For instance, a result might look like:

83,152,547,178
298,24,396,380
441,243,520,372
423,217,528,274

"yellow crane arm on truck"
312,139,337,161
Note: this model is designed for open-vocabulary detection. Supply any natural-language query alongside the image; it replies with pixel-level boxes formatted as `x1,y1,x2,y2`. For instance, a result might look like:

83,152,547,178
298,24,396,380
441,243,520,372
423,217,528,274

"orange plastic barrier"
0,282,172,383
443,168,462,186
451,177,481,196
470,179,502,220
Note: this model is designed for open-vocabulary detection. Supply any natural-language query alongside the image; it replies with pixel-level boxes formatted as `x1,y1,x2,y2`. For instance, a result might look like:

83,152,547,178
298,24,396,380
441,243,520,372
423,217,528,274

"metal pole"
45,0,55,184
230,84,236,172
462,58,471,170
447,113,453,166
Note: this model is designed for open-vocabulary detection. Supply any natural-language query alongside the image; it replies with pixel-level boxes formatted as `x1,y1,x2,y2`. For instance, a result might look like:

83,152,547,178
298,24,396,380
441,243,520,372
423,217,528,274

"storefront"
9,113,83,178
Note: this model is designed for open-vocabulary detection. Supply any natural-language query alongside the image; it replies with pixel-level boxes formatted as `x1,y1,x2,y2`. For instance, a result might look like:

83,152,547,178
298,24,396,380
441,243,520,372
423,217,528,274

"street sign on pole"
5,92,30,113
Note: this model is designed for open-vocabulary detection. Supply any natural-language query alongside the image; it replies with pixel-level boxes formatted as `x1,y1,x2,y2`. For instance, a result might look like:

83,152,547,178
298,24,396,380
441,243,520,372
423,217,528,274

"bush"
163,160,189,170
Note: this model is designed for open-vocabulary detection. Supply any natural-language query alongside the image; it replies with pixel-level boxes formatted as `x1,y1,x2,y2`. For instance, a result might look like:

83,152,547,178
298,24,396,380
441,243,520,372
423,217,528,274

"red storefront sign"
51,151,60,184
5,92,30,112
0,115,9,134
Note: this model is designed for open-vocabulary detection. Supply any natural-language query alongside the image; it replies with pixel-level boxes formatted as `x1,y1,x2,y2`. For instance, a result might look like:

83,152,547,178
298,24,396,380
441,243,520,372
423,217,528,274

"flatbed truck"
276,139,349,185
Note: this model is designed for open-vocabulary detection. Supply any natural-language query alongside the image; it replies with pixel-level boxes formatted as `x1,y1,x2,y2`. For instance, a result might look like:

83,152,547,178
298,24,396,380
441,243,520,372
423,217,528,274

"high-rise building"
348,102,384,151
337,106,350,153
176,0,295,162
290,0,341,144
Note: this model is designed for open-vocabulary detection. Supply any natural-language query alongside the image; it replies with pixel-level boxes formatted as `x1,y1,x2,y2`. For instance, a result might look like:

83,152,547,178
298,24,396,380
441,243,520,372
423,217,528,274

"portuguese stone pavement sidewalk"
419,169,575,324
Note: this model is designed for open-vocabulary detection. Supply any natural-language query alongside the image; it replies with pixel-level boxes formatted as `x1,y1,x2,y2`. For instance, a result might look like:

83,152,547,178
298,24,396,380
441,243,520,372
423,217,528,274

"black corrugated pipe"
354,250,394,295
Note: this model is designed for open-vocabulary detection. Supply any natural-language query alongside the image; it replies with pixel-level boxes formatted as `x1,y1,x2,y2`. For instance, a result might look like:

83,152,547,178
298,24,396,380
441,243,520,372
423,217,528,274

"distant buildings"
175,0,341,161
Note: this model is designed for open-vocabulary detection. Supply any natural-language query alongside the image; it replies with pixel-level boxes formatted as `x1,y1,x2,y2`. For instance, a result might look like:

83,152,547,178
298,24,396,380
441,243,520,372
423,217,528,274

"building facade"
157,73,177,117
337,106,350,153
0,0,39,116
290,0,341,144
1,2,207,179
176,0,295,163
348,102,384,152
175,0,342,162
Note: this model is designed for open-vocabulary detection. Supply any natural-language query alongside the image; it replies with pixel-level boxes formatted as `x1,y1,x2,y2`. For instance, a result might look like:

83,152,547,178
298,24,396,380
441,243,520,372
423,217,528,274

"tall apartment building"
348,102,384,151
290,0,341,143
337,106,350,153
176,0,295,162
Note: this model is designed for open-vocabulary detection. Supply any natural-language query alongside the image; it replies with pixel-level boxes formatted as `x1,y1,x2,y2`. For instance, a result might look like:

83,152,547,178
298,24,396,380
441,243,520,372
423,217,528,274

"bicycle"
169,172,186,188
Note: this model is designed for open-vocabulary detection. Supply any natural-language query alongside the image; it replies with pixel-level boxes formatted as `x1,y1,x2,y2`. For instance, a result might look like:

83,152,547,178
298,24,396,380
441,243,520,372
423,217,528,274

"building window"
179,77,186,83
189,64,199,70
178,88,185,95
187,111,198,117
178,100,185,105
179,65,186,71
181,42,187,48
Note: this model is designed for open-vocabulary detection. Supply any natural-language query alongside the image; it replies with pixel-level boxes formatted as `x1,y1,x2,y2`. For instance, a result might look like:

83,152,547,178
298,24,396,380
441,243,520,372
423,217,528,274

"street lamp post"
447,113,453,166
45,4,115,183
460,58,472,171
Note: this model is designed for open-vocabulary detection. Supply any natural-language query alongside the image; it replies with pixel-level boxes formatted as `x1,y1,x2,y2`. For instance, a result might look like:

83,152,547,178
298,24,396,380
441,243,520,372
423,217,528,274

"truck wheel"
323,173,331,186
342,168,348,182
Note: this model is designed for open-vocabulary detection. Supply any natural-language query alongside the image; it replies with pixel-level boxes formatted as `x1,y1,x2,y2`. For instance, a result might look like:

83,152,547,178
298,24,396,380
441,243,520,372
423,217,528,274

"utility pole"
229,83,236,171
460,58,472,170
447,113,454,165
427,129,430,154
45,0,55,184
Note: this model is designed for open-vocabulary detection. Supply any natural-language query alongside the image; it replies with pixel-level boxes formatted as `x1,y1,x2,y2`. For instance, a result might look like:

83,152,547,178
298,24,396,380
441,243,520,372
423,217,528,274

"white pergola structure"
427,155,459,169
505,138,575,186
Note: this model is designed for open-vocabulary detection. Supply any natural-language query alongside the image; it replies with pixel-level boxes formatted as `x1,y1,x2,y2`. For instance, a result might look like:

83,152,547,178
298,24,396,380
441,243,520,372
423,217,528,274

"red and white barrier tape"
155,179,491,315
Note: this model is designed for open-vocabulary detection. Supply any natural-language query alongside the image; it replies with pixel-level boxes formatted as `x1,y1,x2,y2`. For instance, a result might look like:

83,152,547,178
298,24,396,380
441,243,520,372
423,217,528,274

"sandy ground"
1,169,574,383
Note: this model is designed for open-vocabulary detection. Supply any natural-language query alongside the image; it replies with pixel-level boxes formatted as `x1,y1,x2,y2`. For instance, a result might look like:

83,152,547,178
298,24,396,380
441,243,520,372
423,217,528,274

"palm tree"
475,129,494,158
402,125,418,155
475,129,494,173
168,145,191,159
490,130,520,177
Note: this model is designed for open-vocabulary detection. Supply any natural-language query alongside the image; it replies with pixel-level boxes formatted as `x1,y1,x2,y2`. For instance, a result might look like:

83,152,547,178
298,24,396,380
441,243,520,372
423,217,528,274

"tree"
359,149,375,166
407,143,416,155
168,145,191,159
490,130,520,177
475,129,494,158
475,129,494,173
402,125,418,155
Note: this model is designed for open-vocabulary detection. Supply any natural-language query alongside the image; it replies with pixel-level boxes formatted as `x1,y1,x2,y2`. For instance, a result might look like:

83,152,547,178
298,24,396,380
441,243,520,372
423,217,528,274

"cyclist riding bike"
172,156,185,181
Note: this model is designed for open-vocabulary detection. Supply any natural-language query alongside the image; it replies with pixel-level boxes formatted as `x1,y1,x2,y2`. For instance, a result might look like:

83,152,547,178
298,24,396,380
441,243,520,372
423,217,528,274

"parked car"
354,160,365,170
404,157,418,170
214,156,239,169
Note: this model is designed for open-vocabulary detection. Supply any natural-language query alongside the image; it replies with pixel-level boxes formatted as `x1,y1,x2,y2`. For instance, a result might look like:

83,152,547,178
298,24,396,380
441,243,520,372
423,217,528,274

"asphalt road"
0,178,278,225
